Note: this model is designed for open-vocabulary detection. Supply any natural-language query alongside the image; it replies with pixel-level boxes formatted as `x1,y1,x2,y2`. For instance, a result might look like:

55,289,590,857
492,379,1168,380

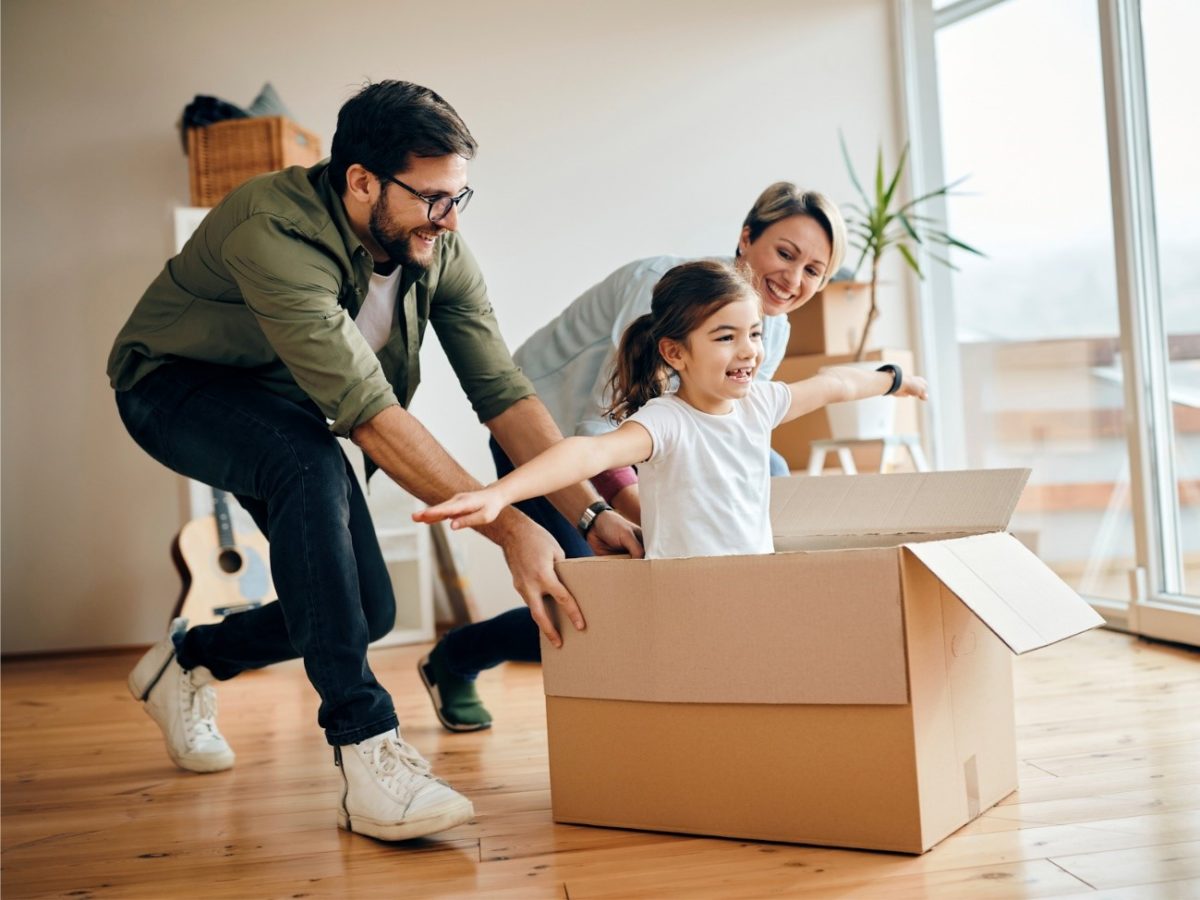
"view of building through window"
937,0,1129,602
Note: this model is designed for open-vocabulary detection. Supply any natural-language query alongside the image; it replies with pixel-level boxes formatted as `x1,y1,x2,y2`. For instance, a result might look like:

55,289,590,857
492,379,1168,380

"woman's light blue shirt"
514,256,791,438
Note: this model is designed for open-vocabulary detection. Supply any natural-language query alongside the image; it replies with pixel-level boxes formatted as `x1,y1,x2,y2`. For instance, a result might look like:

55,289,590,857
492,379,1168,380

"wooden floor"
3,628,1198,899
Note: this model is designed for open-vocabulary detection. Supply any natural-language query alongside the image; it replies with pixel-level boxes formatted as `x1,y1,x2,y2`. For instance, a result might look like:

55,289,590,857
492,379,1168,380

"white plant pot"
821,362,898,440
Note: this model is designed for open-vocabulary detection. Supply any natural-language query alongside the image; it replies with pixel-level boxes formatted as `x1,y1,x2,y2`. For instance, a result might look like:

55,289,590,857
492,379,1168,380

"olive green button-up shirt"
108,161,534,437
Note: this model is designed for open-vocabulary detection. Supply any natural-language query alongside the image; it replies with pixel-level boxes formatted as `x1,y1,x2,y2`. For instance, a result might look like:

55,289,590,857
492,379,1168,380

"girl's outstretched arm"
780,366,929,425
414,422,654,530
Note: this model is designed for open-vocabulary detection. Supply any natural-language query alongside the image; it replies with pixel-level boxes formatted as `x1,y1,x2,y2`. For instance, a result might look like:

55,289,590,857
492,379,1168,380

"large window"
936,0,1132,602
910,0,1200,642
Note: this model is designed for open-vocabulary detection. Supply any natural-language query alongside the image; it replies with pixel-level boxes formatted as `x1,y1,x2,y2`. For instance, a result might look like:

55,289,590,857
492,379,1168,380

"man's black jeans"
115,361,398,746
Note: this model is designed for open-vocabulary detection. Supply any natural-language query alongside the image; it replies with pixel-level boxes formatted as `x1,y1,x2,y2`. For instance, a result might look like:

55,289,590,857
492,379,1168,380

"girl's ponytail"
605,259,758,423
606,313,667,422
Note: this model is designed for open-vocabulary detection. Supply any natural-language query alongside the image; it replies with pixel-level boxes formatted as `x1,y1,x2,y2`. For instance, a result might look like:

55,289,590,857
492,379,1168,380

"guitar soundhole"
217,549,244,574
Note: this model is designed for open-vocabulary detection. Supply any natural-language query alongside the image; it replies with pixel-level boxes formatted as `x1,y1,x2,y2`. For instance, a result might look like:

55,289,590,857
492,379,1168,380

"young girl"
415,259,928,559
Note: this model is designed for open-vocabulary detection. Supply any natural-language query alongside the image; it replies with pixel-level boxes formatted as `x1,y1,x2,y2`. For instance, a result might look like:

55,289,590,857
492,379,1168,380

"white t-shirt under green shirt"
354,268,403,352
626,380,793,559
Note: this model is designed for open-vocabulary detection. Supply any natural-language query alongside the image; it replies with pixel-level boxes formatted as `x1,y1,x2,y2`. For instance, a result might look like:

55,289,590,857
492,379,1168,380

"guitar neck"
211,488,236,551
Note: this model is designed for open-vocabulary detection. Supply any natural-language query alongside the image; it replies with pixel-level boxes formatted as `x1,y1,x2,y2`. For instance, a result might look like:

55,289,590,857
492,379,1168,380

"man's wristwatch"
875,363,903,396
577,500,613,538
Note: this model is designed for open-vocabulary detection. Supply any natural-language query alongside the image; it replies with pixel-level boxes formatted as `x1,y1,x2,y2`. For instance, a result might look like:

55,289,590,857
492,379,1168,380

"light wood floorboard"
3,628,1198,899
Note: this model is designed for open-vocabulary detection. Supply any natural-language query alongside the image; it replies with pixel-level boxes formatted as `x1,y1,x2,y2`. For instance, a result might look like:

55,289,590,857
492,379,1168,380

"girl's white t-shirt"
626,380,793,559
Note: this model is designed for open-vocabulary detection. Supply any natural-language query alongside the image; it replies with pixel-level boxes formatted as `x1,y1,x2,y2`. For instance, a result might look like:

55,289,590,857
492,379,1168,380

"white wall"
0,0,906,652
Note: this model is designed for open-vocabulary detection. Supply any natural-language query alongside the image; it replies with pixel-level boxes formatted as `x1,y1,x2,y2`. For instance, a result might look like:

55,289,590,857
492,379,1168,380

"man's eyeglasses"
378,173,473,223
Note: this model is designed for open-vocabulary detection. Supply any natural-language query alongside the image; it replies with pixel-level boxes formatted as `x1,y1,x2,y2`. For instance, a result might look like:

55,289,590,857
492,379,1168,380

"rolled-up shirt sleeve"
430,236,535,422
222,214,398,435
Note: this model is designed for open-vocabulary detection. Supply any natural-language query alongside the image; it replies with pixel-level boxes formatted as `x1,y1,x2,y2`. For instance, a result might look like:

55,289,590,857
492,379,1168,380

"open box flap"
904,532,1105,654
771,469,1031,540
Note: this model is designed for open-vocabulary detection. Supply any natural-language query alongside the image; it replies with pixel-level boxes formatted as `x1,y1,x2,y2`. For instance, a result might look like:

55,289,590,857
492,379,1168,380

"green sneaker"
418,642,493,733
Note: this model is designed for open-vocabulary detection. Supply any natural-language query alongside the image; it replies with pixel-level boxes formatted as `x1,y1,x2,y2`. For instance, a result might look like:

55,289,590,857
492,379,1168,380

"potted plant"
840,133,984,361
822,135,983,443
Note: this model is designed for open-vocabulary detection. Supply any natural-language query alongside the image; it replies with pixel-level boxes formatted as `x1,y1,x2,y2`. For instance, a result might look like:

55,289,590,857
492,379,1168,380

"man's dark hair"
328,80,477,194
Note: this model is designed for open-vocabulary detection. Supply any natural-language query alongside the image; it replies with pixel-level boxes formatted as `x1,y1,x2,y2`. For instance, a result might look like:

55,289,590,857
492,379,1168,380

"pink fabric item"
590,466,638,503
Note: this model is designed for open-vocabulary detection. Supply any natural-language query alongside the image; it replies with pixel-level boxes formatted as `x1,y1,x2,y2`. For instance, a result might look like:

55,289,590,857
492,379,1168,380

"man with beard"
107,81,642,842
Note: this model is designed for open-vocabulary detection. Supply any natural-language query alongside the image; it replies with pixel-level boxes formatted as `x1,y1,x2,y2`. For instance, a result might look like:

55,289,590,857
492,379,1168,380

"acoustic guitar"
171,487,275,627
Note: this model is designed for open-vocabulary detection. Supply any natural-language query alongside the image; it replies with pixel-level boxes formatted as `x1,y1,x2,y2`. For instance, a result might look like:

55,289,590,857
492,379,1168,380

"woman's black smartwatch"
577,500,613,538
875,363,903,396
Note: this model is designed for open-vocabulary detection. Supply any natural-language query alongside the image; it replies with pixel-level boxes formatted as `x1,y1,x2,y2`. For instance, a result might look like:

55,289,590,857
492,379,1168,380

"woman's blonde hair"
737,182,847,288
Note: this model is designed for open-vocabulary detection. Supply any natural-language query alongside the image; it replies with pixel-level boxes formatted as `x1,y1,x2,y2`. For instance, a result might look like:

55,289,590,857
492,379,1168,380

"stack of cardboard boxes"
771,282,920,473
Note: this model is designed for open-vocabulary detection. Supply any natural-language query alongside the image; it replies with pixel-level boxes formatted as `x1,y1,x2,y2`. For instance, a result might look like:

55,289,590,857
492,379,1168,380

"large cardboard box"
785,281,872,356
543,470,1103,854
771,348,919,472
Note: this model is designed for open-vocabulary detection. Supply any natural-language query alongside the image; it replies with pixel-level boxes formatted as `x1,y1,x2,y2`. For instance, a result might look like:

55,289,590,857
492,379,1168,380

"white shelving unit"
374,527,435,646
172,207,435,647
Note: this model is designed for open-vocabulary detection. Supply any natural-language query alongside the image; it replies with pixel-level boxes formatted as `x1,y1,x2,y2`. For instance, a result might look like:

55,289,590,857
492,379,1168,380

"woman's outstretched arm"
780,366,929,425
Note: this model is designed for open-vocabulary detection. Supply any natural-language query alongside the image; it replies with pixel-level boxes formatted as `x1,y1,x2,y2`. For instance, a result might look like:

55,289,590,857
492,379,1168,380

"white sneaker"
127,617,235,773
337,729,474,840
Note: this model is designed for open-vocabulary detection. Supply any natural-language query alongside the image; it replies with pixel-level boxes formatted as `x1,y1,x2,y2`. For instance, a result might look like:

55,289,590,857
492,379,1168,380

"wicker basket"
187,116,323,207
